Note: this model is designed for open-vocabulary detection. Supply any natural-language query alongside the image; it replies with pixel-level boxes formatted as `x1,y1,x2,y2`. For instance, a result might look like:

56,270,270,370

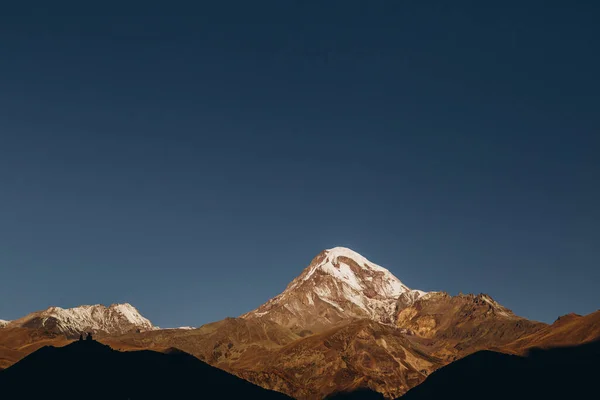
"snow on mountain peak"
309,247,410,296
0,319,10,328
9,303,153,337
108,303,152,327
243,247,427,329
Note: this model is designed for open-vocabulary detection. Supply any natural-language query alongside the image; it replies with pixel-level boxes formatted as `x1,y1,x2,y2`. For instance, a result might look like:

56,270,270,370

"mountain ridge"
1,247,597,399
4,303,153,338
242,247,427,333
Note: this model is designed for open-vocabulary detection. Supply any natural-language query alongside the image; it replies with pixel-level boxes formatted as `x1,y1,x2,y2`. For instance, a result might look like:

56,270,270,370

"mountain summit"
5,303,153,337
242,247,427,333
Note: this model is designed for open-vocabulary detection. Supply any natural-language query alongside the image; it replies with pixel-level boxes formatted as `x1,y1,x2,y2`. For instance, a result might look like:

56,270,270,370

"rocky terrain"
4,303,154,338
242,247,426,334
1,247,598,399
393,291,545,361
500,310,600,354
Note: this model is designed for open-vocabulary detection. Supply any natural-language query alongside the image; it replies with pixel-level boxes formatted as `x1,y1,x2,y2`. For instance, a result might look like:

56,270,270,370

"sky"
0,1,598,327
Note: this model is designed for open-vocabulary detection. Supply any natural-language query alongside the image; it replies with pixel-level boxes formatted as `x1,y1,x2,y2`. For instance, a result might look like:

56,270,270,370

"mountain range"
1,247,598,398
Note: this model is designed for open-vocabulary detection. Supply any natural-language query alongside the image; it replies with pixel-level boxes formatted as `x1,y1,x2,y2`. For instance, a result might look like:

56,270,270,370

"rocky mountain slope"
4,303,153,338
86,305,599,399
0,326,71,369
233,319,443,399
242,247,426,334
92,248,546,399
230,290,544,398
101,317,302,370
1,247,595,399
100,318,443,399
394,292,545,361
501,310,600,354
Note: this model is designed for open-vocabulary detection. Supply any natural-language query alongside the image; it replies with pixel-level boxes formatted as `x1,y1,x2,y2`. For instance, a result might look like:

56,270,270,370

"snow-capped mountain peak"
7,303,153,337
242,247,427,331
0,319,10,328
296,247,414,297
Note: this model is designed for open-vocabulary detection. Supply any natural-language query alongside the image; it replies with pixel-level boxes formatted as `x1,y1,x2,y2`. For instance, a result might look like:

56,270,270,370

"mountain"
0,247,591,399
226,292,543,398
5,303,153,338
0,339,292,400
0,326,71,369
232,319,443,399
100,317,302,370
97,248,543,399
501,310,600,354
394,291,545,361
0,320,9,328
401,339,600,400
94,317,442,399
242,247,427,334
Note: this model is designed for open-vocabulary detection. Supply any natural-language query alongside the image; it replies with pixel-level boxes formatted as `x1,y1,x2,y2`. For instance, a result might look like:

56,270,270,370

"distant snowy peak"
243,247,427,330
0,319,10,328
7,303,153,337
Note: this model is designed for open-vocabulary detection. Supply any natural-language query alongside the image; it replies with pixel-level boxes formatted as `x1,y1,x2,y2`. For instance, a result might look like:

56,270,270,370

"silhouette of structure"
79,334,84,341
86,332,93,341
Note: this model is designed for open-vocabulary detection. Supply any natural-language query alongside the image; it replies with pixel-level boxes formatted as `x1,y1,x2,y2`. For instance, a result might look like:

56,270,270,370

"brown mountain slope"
395,292,545,361
97,318,441,399
233,319,443,400
0,327,70,369
242,247,426,335
100,304,544,399
99,317,300,371
1,309,591,399
501,310,600,354
1,248,586,400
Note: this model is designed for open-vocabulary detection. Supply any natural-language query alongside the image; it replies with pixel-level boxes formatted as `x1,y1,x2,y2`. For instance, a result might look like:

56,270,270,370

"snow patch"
302,247,411,298
319,297,344,312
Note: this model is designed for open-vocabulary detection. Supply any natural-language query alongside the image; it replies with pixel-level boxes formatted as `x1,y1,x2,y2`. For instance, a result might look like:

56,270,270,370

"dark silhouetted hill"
400,339,600,400
0,339,291,400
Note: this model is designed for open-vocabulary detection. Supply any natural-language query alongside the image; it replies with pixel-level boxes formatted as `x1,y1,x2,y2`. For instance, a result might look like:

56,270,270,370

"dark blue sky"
1,1,598,327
